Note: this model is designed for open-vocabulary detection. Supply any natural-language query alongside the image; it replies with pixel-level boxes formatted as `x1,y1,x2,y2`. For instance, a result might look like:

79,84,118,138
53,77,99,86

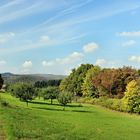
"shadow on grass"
29,101,83,108
33,106,93,113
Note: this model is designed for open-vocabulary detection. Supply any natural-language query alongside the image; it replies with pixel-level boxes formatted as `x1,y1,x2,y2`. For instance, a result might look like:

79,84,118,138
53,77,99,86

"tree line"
0,64,140,113
60,64,140,113
34,80,61,88
60,64,138,98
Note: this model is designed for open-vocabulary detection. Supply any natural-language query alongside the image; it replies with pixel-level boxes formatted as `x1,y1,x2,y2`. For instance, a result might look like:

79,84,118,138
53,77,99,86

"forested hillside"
2,73,66,84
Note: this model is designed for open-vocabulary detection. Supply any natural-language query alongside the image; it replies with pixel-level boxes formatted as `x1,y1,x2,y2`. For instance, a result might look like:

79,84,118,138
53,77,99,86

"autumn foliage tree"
92,67,137,98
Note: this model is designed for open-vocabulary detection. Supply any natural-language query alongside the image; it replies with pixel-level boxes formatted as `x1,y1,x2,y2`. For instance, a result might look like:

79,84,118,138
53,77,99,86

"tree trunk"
63,105,65,111
26,101,28,107
51,99,53,105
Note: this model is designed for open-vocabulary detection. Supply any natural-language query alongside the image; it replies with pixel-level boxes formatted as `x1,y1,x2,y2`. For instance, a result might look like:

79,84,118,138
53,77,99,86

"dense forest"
59,64,140,113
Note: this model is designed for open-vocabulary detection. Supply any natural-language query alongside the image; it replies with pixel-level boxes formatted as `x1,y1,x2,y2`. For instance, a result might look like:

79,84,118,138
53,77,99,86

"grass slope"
0,93,140,140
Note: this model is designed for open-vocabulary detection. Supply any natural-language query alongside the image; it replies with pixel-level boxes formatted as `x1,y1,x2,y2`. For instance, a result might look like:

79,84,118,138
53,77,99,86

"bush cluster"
79,96,140,114
0,96,9,107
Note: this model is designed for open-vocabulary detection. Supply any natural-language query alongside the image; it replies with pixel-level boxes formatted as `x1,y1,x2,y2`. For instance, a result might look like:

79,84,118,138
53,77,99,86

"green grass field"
0,93,140,140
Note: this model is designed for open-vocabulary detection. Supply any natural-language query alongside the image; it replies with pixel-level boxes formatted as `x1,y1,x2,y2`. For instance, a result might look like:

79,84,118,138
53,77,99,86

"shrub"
111,99,123,111
0,96,9,107
79,96,125,112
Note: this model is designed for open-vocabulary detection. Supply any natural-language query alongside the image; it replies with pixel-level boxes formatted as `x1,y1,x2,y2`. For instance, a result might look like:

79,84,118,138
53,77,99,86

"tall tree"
82,66,101,97
60,64,94,96
92,67,138,98
0,74,4,89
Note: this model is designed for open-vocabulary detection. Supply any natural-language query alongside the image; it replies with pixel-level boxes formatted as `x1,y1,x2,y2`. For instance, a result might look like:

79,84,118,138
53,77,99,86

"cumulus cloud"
42,51,84,68
0,32,15,44
122,40,136,47
83,42,99,53
129,56,140,63
40,35,50,42
0,60,7,65
22,61,32,68
118,30,140,37
95,59,106,66
60,52,83,64
42,61,54,67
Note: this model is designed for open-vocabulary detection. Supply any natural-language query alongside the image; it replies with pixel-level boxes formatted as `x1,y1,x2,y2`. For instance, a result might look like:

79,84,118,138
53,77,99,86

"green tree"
137,69,140,76
34,80,62,88
42,86,59,104
0,74,4,89
60,64,94,96
11,83,37,106
122,80,140,113
82,66,101,97
58,91,72,110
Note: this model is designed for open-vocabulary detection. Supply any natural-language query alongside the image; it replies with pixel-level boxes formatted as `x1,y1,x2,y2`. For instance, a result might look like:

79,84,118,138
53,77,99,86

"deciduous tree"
11,83,37,106
42,86,59,104
58,91,72,110
82,66,101,97
122,80,140,113
60,64,94,96
0,74,4,89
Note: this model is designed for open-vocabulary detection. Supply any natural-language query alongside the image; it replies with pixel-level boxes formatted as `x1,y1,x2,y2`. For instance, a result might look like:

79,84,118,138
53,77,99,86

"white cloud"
40,35,50,42
0,32,15,44
42,61,54,67
129,56,140,63
83,42,99,53
60,52,83,64
42,51,84,68
122,40,136,47
0,60,7,65
95,59,106,66
118,31,140,37
22,61,32,68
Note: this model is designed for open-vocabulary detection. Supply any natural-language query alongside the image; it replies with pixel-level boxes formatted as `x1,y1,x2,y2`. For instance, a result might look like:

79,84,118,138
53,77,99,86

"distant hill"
1,73,66,84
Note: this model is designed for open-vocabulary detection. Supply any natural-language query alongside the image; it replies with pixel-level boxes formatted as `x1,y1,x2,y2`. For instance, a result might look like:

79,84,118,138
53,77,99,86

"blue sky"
0,0,140,74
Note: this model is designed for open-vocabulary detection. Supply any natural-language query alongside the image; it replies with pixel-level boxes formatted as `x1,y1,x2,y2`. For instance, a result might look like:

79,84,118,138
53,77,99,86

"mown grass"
0,93,140,140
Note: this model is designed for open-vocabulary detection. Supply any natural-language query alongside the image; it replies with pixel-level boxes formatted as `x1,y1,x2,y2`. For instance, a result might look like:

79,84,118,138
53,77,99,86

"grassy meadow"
0,93,140,140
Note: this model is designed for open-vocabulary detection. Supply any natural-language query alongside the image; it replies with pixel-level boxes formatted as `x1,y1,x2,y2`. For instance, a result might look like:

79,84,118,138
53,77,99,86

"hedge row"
79,97,140,114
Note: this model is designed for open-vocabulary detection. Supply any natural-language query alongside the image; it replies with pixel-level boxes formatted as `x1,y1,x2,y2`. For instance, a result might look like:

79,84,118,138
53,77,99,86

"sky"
0,0,140,75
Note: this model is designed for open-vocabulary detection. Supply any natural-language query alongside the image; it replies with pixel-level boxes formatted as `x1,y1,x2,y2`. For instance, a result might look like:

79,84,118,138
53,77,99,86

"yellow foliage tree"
122,80,140,113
